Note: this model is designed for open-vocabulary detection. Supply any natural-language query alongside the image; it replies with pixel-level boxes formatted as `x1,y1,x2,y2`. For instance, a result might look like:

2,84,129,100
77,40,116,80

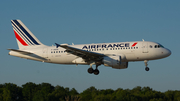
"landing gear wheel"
88,68,94,74
145,67,150,71
144,60,150,71
93,69,99,75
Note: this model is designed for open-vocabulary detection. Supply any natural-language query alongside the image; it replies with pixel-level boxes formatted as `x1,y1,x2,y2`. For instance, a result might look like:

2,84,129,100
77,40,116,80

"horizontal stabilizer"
8,49,47,61
8,49,32,55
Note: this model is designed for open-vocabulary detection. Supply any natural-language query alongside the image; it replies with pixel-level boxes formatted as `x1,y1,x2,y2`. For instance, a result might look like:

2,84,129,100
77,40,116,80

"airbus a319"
8,20,171,75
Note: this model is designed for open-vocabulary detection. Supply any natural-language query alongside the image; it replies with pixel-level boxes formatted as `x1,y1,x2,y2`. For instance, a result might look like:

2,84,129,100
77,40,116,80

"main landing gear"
144,60,150,71
87,63,100,75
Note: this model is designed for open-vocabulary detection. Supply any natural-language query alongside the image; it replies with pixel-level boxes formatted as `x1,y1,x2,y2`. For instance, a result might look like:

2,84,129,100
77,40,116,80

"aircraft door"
142,42,148,53
42,48,48,58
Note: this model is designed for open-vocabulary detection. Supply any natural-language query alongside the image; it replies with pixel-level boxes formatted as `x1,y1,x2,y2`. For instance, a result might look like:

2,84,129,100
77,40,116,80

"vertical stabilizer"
11,20,44,49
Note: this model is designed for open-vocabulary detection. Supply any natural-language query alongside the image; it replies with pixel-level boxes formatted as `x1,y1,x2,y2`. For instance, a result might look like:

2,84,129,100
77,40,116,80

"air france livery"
8,20,171,75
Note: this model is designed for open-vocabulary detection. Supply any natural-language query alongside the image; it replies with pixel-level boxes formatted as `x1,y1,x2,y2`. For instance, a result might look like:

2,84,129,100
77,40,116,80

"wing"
55,43,105,62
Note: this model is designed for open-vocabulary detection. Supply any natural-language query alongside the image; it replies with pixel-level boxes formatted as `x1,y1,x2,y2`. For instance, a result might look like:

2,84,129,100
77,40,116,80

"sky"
0,1,180,93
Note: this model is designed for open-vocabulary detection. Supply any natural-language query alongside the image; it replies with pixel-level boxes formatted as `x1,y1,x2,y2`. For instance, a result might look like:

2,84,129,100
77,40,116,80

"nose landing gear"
144,60,150,71
145,67,150,71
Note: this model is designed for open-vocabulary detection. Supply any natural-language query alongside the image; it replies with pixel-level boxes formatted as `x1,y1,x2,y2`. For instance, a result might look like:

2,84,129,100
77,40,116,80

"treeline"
0,82,180,101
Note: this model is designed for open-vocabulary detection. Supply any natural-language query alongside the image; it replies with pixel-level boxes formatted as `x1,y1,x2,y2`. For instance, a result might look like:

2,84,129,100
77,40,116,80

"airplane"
8,19,171,75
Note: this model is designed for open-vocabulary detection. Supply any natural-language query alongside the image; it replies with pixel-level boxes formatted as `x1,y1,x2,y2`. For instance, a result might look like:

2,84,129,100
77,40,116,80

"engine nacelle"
103,56,128,69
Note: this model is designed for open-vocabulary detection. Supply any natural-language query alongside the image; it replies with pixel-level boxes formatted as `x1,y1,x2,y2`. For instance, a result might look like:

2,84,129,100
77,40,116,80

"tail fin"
11,20,44,49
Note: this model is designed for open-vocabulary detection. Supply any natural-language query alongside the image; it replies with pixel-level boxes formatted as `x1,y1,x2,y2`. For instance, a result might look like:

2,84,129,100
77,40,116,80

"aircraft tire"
88,68,94,74
145,67,150,71
94,69,99,75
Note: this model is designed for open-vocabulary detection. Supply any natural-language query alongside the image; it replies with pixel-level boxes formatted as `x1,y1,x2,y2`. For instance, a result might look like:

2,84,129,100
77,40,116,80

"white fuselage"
9,41,171,65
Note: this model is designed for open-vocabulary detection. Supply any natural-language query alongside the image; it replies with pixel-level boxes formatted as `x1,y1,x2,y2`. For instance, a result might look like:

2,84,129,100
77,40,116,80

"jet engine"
103,55,128,69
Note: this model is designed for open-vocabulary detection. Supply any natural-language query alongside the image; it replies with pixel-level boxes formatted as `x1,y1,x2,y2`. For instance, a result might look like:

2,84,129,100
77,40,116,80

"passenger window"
149,45,152,48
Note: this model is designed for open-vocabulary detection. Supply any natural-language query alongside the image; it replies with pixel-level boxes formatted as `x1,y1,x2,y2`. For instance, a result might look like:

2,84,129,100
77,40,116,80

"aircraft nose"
163,48,171,57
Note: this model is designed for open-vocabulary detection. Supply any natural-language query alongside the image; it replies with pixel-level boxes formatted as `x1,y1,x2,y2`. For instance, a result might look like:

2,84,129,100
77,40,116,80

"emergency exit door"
142,42,148,53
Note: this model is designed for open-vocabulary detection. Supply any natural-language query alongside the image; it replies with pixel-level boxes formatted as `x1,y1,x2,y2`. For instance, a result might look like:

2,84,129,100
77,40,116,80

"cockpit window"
155,45,158,48
159,44,164,48
154,44,164,48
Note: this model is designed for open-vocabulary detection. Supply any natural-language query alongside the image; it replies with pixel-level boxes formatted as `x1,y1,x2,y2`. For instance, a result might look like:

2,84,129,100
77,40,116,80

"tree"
115,89,132,101
69,88,79,95
32,83,54,101
99,89,114,95
22,82,38,101
0,88,3,100
32,90,45,101
0,82,179,101
48,85,68,101
80,86,98,101
3,83,23,101
2,88,11,101
94,94,112,101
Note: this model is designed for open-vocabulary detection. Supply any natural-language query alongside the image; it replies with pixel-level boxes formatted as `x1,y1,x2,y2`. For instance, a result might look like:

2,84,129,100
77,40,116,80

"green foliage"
80,86,97,101
0,83,23,101
22,82,38,101
2,88,11,101
32,83,54,101
69,88,79,95
0,83,179,101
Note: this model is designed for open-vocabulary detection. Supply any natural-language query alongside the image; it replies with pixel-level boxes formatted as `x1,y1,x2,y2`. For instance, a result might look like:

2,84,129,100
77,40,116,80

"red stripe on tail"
132,42,137,47
14,30,28,46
